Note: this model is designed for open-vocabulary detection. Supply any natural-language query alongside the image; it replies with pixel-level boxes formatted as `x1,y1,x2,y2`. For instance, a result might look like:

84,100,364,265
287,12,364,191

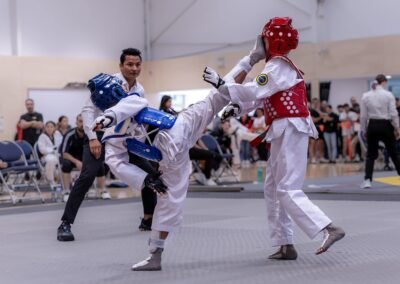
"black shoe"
383,165,393,171
138,218,152,231
57,221,75,241
268,245,298,260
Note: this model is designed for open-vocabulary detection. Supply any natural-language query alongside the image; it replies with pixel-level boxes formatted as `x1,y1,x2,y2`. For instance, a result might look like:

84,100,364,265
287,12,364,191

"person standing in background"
18,99,44,146
322,105,339,163
309,98,324,164
360,74,400,188
339,104,357,161
252,108,268,161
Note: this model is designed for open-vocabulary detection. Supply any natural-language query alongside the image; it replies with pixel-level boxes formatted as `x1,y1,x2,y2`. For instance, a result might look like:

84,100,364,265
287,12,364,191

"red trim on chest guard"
263,56,309,126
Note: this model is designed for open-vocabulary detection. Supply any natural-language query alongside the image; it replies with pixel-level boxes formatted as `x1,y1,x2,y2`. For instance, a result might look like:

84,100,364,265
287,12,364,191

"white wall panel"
329,78,369,109
16,0,145,59
320,0,400,42
150,0,316,59
0,0,12,55
4,0,400,60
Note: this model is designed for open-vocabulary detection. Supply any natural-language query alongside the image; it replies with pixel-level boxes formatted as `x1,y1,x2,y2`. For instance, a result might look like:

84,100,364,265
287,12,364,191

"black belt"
369,118,391,122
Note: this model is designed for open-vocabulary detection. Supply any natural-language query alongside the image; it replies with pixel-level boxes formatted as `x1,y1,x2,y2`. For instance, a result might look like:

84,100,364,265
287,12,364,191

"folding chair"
15,140,39,167
200,134,239,183
0,141,45,204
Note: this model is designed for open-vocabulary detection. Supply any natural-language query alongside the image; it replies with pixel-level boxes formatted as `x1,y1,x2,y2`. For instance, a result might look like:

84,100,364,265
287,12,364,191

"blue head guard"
88,73,137,111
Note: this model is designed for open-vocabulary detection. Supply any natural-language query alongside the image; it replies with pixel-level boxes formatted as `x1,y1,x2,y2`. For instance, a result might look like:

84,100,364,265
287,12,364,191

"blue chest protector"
125,108,176,162
88,73,177,162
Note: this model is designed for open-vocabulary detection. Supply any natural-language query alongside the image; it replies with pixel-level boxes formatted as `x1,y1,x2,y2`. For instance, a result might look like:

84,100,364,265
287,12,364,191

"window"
158,89,211,111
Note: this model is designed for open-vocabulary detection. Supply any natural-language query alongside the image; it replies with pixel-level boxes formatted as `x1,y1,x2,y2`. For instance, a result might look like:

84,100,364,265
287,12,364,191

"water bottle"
50,186,56,202
257,167,264,183
56,186,62,203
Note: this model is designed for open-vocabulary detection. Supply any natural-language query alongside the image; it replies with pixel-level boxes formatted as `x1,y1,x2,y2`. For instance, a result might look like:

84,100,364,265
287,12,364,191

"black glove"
91,114,115,131
222,103,241,120
144,171,167,194
203,67,225,89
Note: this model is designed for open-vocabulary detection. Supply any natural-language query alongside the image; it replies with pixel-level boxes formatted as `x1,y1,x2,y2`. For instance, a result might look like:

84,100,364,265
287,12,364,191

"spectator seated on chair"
211,120,233,156
59,114,111,201
38,121,62,190
189,139,221,186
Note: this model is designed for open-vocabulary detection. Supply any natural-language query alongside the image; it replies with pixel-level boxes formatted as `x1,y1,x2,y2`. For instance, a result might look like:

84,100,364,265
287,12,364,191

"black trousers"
62,143,105,223
189,148,221,179
129,152,157,215
365,119,400,180
257,142,269,161
61,144,158,223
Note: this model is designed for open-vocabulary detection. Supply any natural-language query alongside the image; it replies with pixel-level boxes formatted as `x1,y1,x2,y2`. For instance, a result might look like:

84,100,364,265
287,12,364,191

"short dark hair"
120,48,142,64
375,74,388,84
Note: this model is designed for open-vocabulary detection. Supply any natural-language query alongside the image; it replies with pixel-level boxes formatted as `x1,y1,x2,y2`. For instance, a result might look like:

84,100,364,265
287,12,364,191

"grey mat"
1,197,400,284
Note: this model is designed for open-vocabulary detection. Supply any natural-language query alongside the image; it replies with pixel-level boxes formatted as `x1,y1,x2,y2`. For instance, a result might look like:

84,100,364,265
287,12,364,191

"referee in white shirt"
360,74,400,188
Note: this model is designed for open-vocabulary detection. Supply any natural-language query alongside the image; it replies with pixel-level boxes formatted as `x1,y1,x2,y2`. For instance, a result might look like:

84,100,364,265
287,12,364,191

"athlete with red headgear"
203,17,345,259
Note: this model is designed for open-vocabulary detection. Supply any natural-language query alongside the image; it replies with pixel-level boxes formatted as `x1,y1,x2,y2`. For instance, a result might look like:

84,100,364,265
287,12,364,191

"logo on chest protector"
256,73,268,86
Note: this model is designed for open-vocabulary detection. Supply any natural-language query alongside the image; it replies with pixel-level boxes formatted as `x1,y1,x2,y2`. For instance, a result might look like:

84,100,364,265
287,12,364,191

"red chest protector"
263,56,309,126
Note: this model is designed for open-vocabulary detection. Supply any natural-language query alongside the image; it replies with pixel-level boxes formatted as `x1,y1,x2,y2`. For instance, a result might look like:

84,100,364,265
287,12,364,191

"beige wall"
2,35,400,140
0,56,117,140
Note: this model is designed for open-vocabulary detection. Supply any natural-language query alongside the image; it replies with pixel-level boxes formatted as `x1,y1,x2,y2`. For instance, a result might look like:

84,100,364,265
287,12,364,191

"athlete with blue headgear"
91,36,266,271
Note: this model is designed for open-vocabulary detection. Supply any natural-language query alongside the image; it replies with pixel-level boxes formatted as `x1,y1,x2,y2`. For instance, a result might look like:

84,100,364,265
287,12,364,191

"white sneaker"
360,179,372,189
63,191,70,203
213,166,224,178
204,178,217,186
193,172,207,185
101,191,111,200
87,188,97,198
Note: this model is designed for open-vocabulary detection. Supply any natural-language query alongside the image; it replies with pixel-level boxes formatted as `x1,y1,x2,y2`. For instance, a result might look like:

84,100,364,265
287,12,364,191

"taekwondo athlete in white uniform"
203,17,345,260
88,38,266,271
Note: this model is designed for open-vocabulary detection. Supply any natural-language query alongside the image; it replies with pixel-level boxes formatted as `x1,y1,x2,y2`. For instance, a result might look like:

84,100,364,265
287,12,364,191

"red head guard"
262,17,299,57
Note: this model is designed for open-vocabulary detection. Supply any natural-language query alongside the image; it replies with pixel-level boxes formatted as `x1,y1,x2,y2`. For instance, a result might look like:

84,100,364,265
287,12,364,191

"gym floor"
1,163,400,283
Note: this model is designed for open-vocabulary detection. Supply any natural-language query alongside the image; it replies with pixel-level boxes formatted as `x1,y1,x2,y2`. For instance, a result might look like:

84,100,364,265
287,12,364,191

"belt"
369,118,391,122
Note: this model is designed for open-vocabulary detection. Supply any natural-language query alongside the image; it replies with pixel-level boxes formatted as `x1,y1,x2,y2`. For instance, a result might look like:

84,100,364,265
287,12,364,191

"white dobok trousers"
151,90,229,232
264,123,331,246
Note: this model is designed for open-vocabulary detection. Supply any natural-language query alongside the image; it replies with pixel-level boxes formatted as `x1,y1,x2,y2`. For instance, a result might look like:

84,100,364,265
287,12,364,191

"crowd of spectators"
11,99,111,201
309,97,367,164
10,92,391,194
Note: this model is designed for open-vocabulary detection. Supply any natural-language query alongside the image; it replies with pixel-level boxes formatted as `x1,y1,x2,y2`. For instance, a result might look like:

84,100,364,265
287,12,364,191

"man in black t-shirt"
309,98,325,163
18,99,44,146
322,105,339,163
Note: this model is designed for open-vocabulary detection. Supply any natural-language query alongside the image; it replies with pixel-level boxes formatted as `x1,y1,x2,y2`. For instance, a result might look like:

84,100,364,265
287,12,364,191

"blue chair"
200,134,239,183
0,141,44,204
15,140,39,167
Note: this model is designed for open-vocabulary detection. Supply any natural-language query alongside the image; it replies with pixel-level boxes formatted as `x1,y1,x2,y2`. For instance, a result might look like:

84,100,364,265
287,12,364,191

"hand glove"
203,67,225,89
222,103,241,120
91,114,115,131
144,172,168,194
249,35,266,66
